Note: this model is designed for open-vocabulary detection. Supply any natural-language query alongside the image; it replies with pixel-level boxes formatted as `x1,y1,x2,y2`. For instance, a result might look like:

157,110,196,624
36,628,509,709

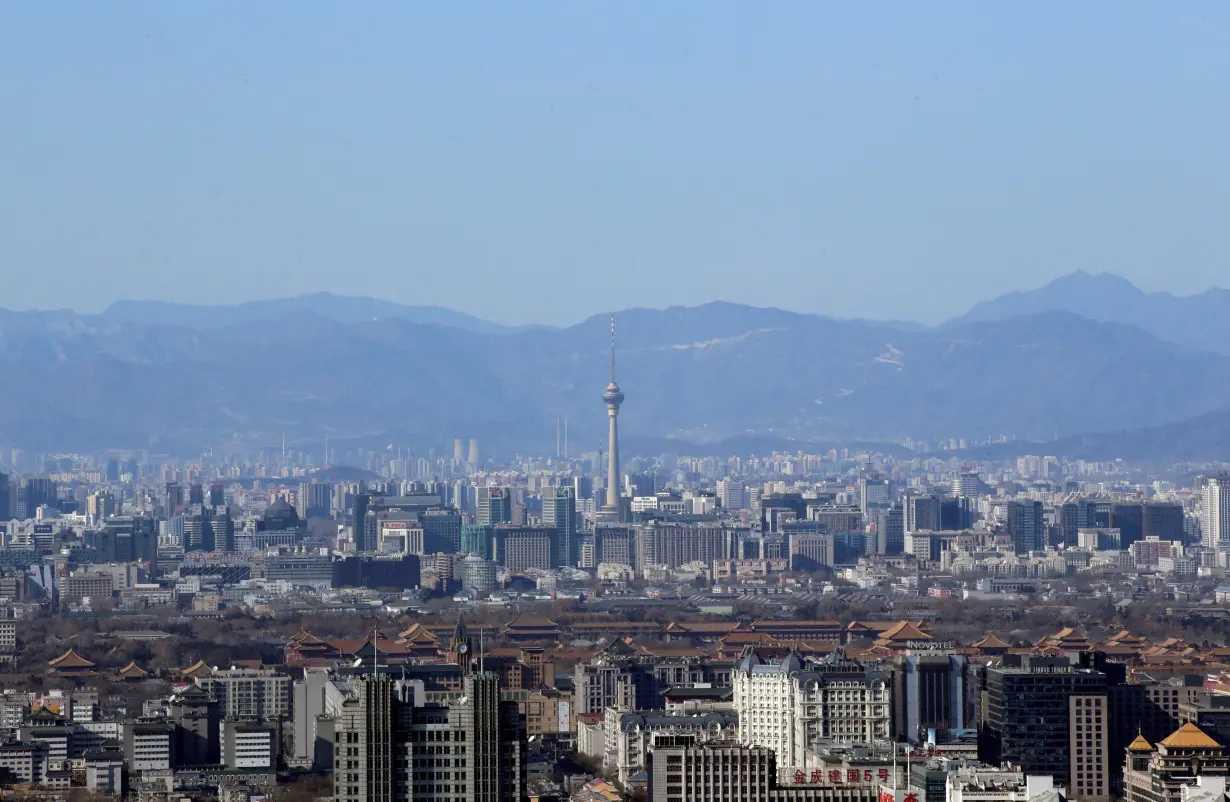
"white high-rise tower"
602,315,625,515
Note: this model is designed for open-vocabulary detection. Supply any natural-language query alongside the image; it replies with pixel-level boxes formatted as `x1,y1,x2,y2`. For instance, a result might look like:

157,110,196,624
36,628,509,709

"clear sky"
2,2,1228,326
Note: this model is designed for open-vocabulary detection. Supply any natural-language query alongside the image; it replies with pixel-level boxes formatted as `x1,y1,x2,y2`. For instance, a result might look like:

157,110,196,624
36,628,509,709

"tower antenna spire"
610,314,616,382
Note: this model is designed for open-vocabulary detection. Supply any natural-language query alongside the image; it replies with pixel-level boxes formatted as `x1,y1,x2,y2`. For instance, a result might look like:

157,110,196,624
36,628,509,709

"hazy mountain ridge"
1,295,1229,457
943,271,1230,355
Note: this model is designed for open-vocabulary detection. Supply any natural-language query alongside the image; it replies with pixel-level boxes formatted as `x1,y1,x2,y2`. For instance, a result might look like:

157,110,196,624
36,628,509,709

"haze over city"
6,5,1230,802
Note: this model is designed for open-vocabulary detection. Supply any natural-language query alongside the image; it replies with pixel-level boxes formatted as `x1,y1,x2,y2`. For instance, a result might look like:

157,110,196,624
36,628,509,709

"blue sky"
2,2,1228,325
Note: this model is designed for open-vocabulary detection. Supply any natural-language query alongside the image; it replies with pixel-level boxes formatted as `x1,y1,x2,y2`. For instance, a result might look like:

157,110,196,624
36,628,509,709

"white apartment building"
732,650,890,772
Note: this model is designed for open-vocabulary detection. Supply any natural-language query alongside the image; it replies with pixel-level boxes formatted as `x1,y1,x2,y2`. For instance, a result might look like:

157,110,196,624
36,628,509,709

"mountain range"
4,275,1230,460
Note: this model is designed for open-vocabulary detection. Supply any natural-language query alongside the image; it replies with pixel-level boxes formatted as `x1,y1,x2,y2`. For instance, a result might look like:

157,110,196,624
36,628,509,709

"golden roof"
1159,722,1222,750
1128,733,1153,752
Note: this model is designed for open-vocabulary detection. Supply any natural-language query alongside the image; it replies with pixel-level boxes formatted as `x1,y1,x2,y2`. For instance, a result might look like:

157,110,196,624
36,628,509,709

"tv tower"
602,314,625,515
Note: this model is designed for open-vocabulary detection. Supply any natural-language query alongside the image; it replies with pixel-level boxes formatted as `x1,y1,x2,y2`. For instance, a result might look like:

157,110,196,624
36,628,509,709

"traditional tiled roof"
972,633,1010,649
1128,733,1153,752
116,661,148,679
877,621,932,641
1159,722,1222,750
48,648,96,669
398,623,439,644
504,614,558,629
180,660,213,677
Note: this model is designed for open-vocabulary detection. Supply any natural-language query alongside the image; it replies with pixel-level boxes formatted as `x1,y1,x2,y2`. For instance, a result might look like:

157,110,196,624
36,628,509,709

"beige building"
1069,694,1109,802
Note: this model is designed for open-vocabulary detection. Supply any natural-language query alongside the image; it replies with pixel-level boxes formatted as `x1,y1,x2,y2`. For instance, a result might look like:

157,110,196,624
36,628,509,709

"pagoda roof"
1159,722,1222,750
180,660,214,677
1128,733,1154,752
116,661,148,678
48,648,96,669
877,621,932,641
398,623,439,644
972,633,1011,649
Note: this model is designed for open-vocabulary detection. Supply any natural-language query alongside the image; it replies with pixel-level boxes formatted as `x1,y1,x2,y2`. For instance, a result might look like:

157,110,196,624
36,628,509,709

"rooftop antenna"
564,415,569,460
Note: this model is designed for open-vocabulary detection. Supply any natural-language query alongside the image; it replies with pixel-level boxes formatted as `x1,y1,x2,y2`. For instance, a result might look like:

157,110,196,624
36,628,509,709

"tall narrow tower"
602,315,625,514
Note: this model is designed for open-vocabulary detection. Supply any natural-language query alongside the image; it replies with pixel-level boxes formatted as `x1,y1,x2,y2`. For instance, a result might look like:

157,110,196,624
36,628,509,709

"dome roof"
262,498,302,529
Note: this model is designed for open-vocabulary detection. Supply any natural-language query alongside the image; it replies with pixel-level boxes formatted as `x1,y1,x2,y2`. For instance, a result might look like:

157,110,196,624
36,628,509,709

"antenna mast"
610,314,616,382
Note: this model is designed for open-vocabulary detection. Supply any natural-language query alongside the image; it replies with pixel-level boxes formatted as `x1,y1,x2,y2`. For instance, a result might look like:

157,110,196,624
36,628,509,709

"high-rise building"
0,472,12,521
905,495,942,533
17,476,56,519
476,487,512,527
1203,476,1230,551
467,439,480,466
1006,500,1044,554
952,471,983,499
979,654,1107,786
541,486,577,568
1142,502,1185,544
453,439,465,463
332,672,525,802
716,479,746,511
860,473,893,518
297,481,333,520
494,525,555,572
602,315,625,516
732,650,890,769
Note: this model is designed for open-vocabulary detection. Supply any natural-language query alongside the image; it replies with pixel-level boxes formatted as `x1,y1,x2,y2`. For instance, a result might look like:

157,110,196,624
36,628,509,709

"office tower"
979,654,1107,786
168,686,220,766
332,672,525,802
420,508,462,553
602,315,625,515
1069,694,1110,802
860,472,893,518
905,494,943,533
165,481,184,512
208,483,225,508
889,654,967,743
787,533,834,571
353,493,371,551
1142,502,1185,544
1110,503,1144,550
460,554,497,592
0,472,10,520
183,504,230,553
940,496,972,530
1007,500,1044,554
297,481,333,520
953,471,983,498
634,522,731,569
453,438,465,463
494,525,555,572
467,439,480,465
716,479,746,511
188,482,204,506
17,476,56,519
105,459,120,483
462,524,495,560
874,503,905,555
333,676,394,802
476,487,512,527
541,486,577,568
1204,476,1230,550
96,516,159,568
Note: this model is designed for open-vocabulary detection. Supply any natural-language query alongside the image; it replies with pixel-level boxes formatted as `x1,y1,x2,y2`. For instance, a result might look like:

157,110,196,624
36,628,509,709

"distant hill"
97,293,538,336
956,406,1230,464
2,297,1229,456
944,271,1230,355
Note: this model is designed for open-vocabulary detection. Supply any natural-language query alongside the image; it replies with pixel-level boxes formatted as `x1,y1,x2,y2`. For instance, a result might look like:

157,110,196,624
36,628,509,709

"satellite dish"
353,658,363,668
211,666,219,672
